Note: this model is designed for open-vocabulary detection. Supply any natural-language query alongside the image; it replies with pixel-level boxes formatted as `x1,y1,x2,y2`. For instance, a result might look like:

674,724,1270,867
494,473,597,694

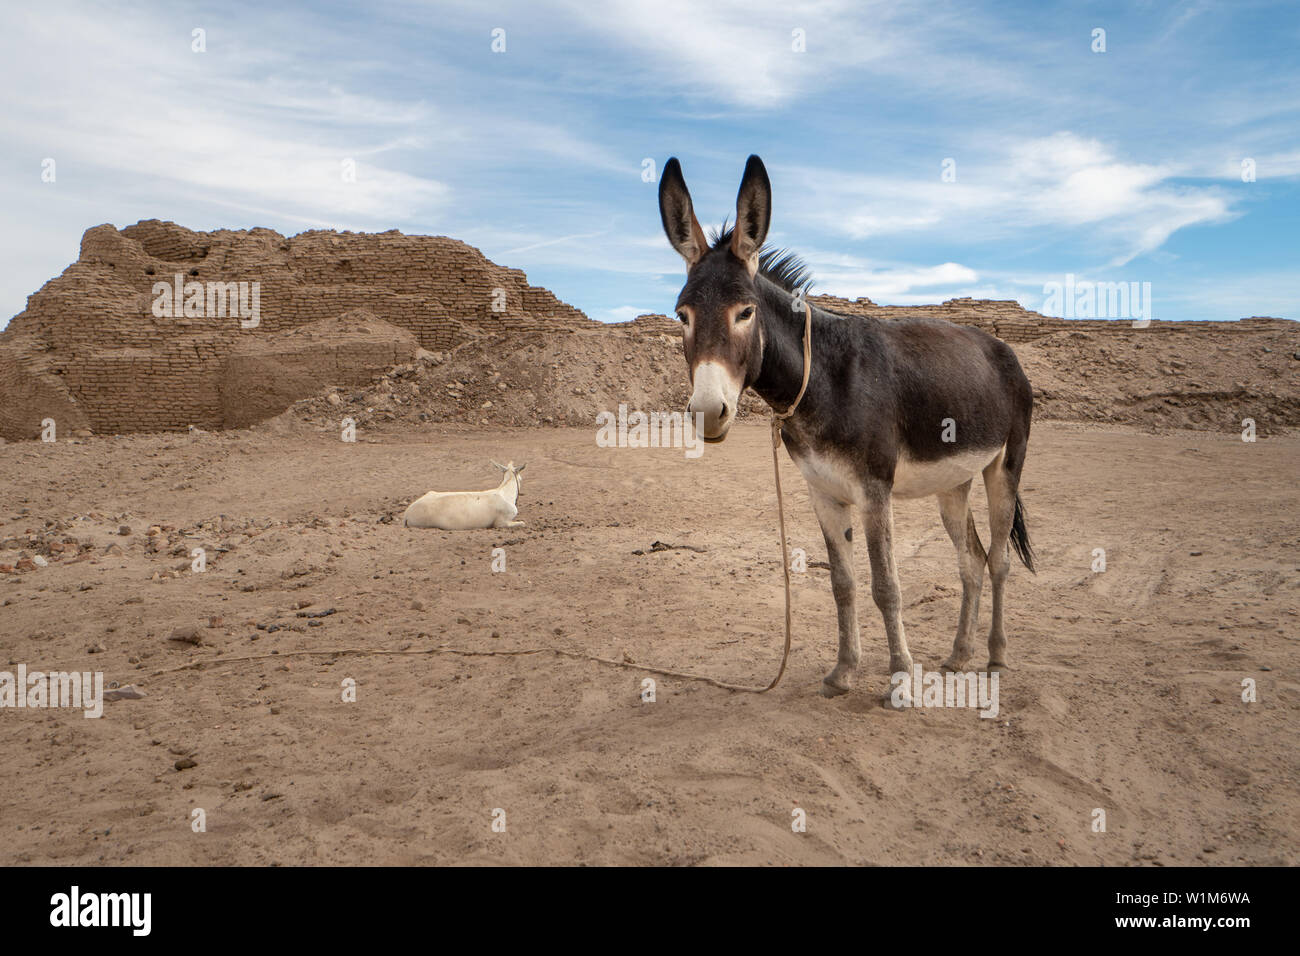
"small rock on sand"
104,685,147,701
167,626,202,645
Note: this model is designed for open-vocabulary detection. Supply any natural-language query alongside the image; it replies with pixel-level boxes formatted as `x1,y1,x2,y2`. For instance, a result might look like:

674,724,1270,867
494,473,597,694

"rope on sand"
149,643,763,691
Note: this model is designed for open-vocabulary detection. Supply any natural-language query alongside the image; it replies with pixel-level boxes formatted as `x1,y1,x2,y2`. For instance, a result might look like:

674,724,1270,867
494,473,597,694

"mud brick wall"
610,314,683,337
219,326,421,429
0,220,599,438
0,340,91,439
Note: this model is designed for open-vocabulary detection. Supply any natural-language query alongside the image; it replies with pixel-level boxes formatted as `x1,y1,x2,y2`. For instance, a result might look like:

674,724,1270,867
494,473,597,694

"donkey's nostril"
720,402,729,419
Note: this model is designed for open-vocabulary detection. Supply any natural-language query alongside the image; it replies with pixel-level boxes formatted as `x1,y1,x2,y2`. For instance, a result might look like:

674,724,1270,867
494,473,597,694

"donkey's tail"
1010,493,1036,574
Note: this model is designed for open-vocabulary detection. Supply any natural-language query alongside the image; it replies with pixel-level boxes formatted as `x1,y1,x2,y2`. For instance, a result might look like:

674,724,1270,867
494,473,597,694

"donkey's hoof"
986,659,1011,673
940,656,973,673
820,676,852,698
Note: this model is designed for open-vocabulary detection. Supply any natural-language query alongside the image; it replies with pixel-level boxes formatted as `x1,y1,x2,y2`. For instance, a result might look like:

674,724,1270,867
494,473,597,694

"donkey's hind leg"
982,450,1016,671
936,480,986,672
810,489,860,697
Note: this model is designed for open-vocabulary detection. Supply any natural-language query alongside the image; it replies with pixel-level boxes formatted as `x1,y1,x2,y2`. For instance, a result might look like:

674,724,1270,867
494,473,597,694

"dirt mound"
1017,325,1300,434
281,311,1299,438
283,323,788,435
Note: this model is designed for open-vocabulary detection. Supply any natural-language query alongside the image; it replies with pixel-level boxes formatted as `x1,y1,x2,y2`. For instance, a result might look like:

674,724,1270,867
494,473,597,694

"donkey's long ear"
658,157,708,270
730,155,771,276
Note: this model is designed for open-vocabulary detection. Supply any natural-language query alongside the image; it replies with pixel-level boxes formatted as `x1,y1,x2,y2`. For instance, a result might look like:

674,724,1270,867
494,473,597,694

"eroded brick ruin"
0,221,597,439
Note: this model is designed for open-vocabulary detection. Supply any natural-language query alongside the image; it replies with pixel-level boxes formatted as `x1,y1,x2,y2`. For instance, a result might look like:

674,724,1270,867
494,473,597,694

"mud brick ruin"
0,221,596,439
0,220,1291,440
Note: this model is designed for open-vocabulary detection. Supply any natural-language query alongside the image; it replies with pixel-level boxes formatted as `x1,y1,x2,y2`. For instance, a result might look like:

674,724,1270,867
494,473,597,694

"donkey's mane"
708,223,813,295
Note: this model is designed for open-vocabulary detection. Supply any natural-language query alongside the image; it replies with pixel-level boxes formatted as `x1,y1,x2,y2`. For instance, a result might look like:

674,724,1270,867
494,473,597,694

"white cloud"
597,305,662,323
783,132,1237,264
0,8,448,229
553,0,848,108
815,261,980,301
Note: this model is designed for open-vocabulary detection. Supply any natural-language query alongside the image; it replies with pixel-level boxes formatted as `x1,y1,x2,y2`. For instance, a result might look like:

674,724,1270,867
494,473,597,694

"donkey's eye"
676,310,689,324
736,306,755,322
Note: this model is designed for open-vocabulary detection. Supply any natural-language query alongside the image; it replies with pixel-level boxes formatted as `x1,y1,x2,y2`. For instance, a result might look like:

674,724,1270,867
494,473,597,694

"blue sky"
1,0,1296,327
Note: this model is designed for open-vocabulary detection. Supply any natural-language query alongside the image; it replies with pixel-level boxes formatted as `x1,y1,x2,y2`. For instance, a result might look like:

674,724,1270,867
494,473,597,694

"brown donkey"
659,155,1036,697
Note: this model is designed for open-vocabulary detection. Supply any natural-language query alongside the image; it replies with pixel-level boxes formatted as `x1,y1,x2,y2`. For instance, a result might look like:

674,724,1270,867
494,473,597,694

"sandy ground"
0,420,1296,865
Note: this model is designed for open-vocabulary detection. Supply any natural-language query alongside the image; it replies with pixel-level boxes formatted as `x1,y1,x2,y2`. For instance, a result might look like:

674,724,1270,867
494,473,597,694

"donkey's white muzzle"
688,361,741,442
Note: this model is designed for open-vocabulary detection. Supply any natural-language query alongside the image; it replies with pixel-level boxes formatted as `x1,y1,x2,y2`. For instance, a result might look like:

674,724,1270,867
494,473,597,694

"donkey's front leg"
810,489,859,697
862,494,915,685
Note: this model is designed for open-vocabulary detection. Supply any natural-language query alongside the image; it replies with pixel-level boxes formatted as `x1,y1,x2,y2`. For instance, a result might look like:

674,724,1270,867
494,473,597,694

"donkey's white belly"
790,442,1006,503
892,444,1004,499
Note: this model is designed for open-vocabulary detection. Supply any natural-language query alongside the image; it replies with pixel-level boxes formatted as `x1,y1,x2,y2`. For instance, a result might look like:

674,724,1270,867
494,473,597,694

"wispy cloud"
498,230,610,257
783,132,1238,266
0,8,449,228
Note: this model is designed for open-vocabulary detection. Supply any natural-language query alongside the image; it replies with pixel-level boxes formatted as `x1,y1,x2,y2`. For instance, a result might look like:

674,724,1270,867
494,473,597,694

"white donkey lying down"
402,461,527,530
